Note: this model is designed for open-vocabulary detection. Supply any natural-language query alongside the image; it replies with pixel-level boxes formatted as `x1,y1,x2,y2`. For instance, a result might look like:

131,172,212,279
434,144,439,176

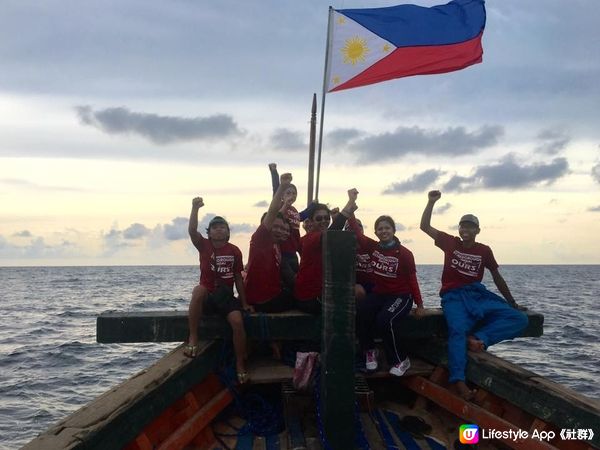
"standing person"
268,163,302,273
185,197,250,384
420,190,528,399
346,196,424,376
344,217,373,301
245,172,296,313
294,189,358,314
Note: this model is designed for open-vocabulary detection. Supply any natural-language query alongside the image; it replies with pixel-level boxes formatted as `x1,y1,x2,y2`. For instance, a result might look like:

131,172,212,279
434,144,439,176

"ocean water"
0,265,598,449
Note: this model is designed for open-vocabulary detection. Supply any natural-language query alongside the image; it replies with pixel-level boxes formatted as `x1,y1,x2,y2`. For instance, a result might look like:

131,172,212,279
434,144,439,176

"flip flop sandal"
237,372,249,384
183,344,199,358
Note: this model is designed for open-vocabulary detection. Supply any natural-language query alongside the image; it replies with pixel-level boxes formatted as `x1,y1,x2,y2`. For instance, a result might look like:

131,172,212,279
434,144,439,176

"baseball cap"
208,216,229,228
459,214,479,227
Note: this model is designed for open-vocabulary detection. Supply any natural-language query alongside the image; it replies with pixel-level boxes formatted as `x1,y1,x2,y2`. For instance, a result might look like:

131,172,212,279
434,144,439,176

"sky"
1,0,599,266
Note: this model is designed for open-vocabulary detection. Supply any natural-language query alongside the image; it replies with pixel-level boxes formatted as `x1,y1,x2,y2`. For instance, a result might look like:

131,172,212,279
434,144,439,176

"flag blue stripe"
338,0,485,48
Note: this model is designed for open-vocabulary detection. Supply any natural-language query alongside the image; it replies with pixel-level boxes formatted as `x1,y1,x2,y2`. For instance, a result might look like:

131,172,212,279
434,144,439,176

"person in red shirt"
245,172,296,312
294,190,358,314
185,197,250,384
421,190,528,399
346,191,424,376
344,217,373,300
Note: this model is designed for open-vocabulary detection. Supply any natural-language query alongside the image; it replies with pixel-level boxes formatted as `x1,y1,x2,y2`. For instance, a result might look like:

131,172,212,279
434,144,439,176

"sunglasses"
314,215,330,222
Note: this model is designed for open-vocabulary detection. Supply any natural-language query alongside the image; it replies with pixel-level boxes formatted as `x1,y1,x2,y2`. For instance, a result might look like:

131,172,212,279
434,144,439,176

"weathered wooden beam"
96,310,321,343
320,230,356,450
97,309,543,343
409,338,600,448
23,342,222,450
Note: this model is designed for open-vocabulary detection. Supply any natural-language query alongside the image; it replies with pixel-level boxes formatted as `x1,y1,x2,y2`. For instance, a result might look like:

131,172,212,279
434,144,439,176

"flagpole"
315,6,334,202
307,93,317,205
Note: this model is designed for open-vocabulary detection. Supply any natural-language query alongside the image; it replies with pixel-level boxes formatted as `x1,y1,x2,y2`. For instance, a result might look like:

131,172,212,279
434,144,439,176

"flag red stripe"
330,32,483,92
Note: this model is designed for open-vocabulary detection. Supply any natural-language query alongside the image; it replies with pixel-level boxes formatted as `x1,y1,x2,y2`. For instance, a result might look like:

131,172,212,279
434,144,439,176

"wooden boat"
24,233,600,450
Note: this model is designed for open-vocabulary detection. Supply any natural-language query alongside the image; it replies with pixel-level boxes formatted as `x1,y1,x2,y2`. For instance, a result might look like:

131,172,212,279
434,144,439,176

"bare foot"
450,381,475,401
467,335,485,352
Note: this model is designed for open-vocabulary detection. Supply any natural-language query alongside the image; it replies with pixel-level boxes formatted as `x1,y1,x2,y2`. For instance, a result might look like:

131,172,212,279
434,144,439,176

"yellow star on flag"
332,76,341,85
337,15,346,25
383,43,391,53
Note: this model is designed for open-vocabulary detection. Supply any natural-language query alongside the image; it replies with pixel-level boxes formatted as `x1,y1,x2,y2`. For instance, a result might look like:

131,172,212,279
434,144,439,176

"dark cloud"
12,230,32,238
592,163,600,184
435,203,452,214
588,205,600,212
535,129,570,155
269,128,306,151
382,169,444,195
326,128,363,147
76,106,242,145
123,223,151,239
443,156,569,192
253,200,269,207
347,125,504,164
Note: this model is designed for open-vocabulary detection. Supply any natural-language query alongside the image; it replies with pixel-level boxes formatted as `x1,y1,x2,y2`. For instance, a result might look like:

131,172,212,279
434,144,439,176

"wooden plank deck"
96,308,544,343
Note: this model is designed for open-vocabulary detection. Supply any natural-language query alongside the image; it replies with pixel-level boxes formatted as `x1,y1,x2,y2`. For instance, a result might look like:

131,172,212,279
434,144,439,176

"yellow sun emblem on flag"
342,36,369,65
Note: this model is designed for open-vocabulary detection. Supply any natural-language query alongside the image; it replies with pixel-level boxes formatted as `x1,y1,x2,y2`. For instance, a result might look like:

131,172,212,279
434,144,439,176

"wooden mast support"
320,230,357,450
307,93,317,205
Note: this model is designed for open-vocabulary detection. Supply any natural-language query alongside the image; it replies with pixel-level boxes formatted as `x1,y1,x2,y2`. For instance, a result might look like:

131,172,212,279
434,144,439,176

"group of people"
183,164,529,400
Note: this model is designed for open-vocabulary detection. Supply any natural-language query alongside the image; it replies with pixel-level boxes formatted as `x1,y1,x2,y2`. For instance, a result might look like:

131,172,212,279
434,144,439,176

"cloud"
443,155,569,192
269,128,306,151
163,217,189,241
435,202,452,214
535,129,570,155
588,205,600,212
123,223,151,239
395,223,406,232
76,106,243,145
253,200,269,207
231,223,254,233
0,235,78,259
12,230,32,238
382,169,444,194
346,125,504,164
327,128,364,147
592,162,600,184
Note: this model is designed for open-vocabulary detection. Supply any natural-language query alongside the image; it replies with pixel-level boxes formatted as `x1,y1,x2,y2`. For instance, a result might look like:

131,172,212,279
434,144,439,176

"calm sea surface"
0,265,598,449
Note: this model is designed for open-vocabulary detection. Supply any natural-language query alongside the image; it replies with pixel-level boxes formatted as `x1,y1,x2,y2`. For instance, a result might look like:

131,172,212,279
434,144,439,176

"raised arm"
188,197,204,250
420,190,441,240
330,188,359,230
269,163,280,196
264,172,292,230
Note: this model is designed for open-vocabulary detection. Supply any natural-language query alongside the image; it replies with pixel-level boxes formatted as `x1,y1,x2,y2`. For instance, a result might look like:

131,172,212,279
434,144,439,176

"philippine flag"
326,0,486,92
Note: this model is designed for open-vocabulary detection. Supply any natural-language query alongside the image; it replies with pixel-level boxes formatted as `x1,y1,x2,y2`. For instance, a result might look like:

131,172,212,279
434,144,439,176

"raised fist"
428,190,441,202
347,188,359,202
192,197,204,208
268,163,277,171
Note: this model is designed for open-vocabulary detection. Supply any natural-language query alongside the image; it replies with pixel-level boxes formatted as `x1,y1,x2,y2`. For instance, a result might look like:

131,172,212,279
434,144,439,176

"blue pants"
356,293,413,365
441,282,528,383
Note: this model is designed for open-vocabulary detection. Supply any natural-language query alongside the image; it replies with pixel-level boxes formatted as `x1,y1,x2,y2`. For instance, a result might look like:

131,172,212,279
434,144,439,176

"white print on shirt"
286,209,301,229
356,253,372,273
450,250,482,278
371,251,398,278
210,254,236,279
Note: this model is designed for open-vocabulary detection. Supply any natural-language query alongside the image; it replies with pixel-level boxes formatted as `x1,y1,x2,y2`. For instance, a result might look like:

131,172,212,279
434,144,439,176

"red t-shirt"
280,205,301,255
347,216,373,286
197,236,243,293
355,233,423,306
435,231,499,295
244,224,282,305
294,231,322,301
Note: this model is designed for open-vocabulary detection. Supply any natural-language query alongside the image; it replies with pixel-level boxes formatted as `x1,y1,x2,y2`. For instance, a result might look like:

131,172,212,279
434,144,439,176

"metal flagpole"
315,6,334,202
307,93,317,205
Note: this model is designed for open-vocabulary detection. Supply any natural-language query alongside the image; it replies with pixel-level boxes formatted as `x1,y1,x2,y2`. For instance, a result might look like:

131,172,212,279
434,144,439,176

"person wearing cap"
244,172,296,313
420,190,528,400
185,197,250,384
